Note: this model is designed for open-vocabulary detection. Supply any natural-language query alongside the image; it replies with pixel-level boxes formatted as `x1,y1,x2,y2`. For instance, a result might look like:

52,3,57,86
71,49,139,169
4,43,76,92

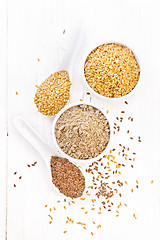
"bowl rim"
52,101,112,163
81,41,142,100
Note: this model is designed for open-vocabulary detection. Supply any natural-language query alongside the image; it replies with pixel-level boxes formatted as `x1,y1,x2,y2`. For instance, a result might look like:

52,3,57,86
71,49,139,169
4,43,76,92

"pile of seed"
50,156,85,198
84,43,140,98
34,70,71,116
44,101,147,236
55,104,110,159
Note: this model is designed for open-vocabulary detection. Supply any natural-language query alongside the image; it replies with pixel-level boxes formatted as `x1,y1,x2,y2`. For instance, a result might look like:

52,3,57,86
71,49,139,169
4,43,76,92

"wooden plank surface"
0,0,8,239
1,0,160,239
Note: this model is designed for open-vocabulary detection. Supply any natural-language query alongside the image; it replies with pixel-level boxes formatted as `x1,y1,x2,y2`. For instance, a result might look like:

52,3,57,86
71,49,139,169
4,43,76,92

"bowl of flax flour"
52,102,111,162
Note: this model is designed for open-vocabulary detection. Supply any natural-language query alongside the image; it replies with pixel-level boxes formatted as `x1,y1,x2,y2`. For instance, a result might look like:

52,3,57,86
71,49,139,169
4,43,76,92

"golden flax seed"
34,70,71,116
84,43,140,98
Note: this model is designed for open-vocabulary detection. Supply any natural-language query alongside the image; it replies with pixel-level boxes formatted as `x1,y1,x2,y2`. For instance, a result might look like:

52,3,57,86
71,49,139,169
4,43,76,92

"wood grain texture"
0,0,160,239
0,0,8,239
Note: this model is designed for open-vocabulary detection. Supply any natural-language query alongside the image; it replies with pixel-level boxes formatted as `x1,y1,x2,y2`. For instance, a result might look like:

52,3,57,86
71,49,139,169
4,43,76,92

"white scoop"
13,116,86,198
14,116,57,182
56,26,84,77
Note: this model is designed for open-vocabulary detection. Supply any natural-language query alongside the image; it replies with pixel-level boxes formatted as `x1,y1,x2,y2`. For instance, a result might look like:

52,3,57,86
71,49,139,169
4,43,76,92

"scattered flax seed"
98,212,102,214
133,213,137,219
116,215,119,217
48,215,53,220
85,211,88,214
77,222,86,226
125,101,128,104
136,180,139,184
53,207,56,210
63,231,67,233
127,130,130,134
80,99,83,101
14,172,17,175
136,185,138,188
49,221,52,224
38,58,40,62
49,208,52,212
81,207,85,209
27,165,30,167
121,111,125,113
83,227,87,230
84,43,140,98
91,232,94,236
64,206,66,209
107,110,109,114
130,137,133,140
45,205,47,208
34,70,71,116
63,29,65,34
80,198,86,200
151,180,153,184
97,225,101,229
131,189,134,193
16,91,18,95
93,221,95,224
14,184,16,187
87,92,90,95
57,200,60,203
124,203,127,207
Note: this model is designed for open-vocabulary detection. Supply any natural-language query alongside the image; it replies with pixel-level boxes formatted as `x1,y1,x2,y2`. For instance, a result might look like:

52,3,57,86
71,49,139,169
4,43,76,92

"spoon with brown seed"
14,116,85,198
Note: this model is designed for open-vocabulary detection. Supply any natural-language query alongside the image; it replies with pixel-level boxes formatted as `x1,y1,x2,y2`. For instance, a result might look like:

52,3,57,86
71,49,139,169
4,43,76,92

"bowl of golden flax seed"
52,101,112,163
82,42,140,99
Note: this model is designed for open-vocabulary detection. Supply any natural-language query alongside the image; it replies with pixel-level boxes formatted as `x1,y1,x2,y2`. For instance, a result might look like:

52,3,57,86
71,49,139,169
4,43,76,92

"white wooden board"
0,0,160,239
0,0,7,239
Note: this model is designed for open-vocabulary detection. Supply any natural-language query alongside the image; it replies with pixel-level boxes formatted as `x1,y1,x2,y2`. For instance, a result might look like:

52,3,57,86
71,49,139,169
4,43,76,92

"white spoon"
56,26,84,78
14,116,56,183
13,116,86,198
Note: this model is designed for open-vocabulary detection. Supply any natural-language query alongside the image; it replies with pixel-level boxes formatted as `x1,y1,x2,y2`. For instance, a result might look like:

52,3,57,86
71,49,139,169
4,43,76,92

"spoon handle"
58,25,85,73
13,116,56,173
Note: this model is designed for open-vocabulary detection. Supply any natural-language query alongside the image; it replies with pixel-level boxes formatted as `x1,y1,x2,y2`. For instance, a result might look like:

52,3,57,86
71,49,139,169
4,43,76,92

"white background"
0,0,160,239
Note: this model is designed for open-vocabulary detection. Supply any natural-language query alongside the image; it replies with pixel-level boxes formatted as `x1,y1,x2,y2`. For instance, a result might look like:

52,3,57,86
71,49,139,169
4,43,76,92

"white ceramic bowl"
82,41,141,101
52,101,112,163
